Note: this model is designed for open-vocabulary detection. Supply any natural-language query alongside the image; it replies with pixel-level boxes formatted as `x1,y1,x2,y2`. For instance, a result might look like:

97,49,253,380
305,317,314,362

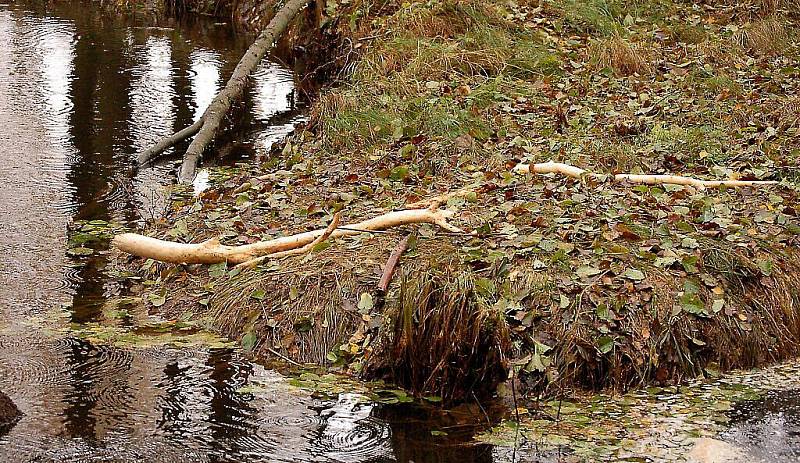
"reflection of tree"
373,404,496,463
205,349,258,455
64,9,135,323
61,339,100,440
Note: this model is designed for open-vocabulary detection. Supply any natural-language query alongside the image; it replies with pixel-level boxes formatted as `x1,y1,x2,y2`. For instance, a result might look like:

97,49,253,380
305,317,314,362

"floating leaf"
68,246,94,256
242,331,257,351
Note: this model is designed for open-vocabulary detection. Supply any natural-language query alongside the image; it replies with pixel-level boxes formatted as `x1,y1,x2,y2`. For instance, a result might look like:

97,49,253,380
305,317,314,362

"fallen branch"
137,118,204,165
235,212,342,270
513,161,778,189
113,208,461,265
378,234,411,293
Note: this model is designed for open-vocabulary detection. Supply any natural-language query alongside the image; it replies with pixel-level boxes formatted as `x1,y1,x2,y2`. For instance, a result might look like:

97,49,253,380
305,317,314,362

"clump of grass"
753,0,800,17
647,123,729,163
556,0,624,35
734,16,792,55
589,35,654,76
691,73,744,98
671,24,708,44
367,267,511,404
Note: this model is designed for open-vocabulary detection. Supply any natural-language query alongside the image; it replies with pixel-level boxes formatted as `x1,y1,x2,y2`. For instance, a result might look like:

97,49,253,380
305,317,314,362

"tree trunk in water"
137,118,203,165
177,0,311,183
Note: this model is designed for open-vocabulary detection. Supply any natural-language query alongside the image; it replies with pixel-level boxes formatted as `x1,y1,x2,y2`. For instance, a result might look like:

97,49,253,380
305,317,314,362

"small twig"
511,370,521,463
266,347,304,367
378,235,411,293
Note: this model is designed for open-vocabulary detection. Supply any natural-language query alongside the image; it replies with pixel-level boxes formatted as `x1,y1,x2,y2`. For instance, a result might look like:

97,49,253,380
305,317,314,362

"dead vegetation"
588,35,654,76
734,16,793,55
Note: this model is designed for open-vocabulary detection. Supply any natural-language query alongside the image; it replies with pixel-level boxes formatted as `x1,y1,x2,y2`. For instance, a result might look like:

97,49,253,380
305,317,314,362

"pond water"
2,1,800,463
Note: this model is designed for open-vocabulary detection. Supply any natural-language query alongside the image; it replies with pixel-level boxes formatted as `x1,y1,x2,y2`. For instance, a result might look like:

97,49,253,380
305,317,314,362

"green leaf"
209,262,227,278
149,292,166,307
680,293,707,316
758,259,773,276
389,165,410,181
597,336,615,354
431,430,449,436
623,268,645,281
251,289,266,300
242,331,257,351
357,293,374,312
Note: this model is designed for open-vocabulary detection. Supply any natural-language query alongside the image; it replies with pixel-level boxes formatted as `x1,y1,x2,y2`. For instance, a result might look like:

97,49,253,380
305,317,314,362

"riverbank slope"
110,0,800,403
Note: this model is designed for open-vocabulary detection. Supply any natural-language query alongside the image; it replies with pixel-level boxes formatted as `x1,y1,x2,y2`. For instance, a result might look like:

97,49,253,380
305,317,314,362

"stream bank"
115,0,800,405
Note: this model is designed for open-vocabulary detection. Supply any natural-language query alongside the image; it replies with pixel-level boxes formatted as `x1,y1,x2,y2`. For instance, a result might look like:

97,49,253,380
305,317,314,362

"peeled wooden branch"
178,0,311,183
378,234,411,292
407,187,476,209
235,212,342,270
513,161,778,189
113,208,461,265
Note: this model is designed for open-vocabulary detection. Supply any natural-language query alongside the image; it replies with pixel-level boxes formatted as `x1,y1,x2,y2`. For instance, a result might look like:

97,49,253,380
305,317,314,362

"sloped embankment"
113,0,800,403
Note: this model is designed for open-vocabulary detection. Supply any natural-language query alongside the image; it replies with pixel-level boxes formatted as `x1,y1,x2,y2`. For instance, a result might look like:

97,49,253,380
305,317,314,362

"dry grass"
589,35,655,76
366,267,511,403
734,16,792,55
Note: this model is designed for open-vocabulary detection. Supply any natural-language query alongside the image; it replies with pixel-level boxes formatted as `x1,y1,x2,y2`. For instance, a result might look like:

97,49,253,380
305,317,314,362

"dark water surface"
0,2,496,462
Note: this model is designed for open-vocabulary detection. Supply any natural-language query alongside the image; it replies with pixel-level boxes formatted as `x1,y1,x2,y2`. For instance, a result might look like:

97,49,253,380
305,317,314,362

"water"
722,389,800,462
0,2,495,461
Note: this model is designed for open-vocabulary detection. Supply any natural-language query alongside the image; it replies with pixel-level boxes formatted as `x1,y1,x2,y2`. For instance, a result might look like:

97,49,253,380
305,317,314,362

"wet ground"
1,1,800,462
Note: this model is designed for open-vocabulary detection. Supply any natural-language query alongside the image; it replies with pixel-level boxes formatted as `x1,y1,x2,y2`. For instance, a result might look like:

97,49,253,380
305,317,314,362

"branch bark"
113,208,462,265
137,118,204,165
178,0,311,183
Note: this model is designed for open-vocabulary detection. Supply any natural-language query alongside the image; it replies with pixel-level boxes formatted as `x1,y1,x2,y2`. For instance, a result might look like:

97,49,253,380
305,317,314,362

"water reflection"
722,389,800,462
